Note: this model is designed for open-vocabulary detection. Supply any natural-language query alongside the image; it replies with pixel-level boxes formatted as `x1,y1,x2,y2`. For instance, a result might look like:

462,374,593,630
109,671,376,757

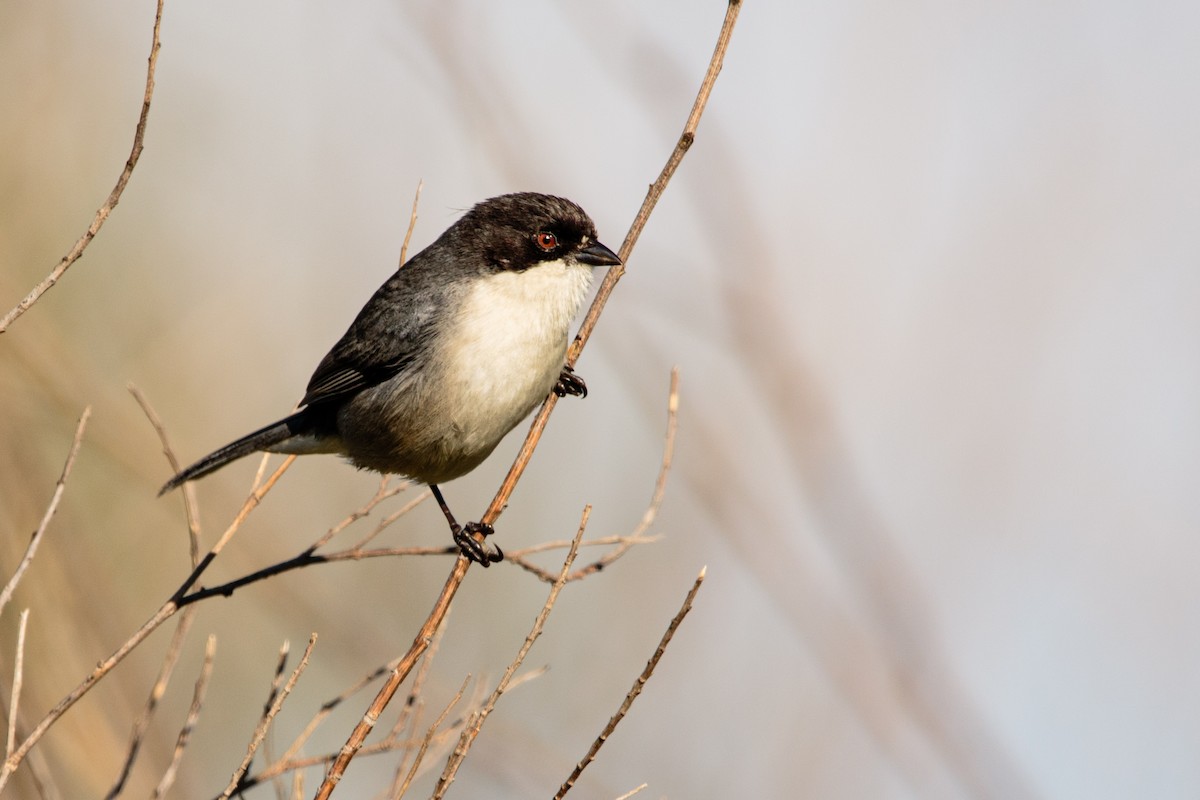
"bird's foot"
554,366,587,398
453,521,503,566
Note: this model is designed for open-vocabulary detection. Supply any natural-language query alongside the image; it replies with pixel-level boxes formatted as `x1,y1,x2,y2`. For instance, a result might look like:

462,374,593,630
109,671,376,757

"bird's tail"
158,409,314,495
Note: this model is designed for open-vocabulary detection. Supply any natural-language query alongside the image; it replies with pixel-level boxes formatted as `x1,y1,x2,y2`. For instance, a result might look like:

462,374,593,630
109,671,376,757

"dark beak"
576,240,622,267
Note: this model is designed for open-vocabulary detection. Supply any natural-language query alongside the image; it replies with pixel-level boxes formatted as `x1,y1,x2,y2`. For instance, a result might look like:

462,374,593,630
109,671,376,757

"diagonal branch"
311,4,742,796
555,568,707,798
0,407,91,619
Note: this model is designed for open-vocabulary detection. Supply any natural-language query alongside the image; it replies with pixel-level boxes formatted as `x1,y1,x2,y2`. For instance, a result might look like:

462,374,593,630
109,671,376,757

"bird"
160,192,621,565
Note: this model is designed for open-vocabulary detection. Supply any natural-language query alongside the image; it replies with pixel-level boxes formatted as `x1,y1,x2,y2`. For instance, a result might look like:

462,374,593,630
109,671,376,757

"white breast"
436,257,593,455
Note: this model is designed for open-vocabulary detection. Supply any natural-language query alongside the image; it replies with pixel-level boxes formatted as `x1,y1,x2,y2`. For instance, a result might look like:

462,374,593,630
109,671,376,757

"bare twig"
220,635,317,800
384,601,449,752
5,610,30,762
0,0,165,333
348,489,430,551
312,478,410,551
506,368,679,583
105,388,208,798
501,535,659,583
175,543,450,606
152,635,217,800
629,368,679,541
391,675,470,798
272,659,395,776
312,6,739,793
130,384,202,565
613,784,648,800
554,567,707,799
432,508,589,798
0,407,91,619
399,180,424,268
104,607,198,799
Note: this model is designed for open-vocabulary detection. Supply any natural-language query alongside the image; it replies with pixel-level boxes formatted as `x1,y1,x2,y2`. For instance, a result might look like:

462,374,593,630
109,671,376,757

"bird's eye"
534,231,559,251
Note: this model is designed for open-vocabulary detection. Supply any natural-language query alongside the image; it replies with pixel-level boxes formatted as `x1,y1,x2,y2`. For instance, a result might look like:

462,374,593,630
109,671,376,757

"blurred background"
3,0,1199,797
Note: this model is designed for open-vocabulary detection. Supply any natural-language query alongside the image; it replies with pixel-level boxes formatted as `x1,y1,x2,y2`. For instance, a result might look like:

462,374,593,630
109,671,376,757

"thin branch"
312,479,410,551
391,675,469,798
5,610,30,762
399,180,424,268
220,635,317,800
171,455,296,602
176,543,450,605
383,600,450,749
0,0,165,333
104,607,198,799
502,535,660,583
630,367,680,541
348,489,430,551
0,407,91,619
152,635,217,800
432,508,589,798
507,367,679,583
554,567,707,799
130,384,202,565
273,660,395,774
613,784,648,800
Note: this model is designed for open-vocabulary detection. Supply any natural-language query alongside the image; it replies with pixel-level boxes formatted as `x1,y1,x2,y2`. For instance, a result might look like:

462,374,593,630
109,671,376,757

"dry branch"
431,508,589,797
0,0,164,334
130,384,203,565
220,635,317,799
391,675,469,798
506,367,679,583
4,611,30,763
104,607,198,799
152,635,217,800
554,568,706,799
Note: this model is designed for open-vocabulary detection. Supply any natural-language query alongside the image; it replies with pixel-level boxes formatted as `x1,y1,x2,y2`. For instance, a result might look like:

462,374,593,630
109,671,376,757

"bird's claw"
453,521,503,566
554,366,587,398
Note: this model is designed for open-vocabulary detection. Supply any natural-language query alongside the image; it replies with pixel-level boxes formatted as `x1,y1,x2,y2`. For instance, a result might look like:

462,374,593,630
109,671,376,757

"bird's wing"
299,270,442,408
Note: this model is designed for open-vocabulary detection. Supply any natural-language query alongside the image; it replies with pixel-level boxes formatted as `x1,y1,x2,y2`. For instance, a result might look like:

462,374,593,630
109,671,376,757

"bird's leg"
554,365,587,398
429,484,502,566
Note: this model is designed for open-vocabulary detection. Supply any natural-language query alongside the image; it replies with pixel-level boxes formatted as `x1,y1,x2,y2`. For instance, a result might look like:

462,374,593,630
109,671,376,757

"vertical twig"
152,635,217,800
5,610,31,762
0,0,165,333
104,608,198,799
399,180,424,268
130,384,203,565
